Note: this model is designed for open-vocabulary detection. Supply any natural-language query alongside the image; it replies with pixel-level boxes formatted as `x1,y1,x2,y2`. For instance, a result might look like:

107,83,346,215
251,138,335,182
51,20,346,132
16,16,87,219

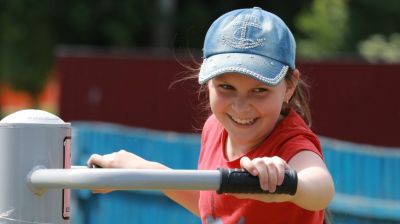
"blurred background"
1,0,400,223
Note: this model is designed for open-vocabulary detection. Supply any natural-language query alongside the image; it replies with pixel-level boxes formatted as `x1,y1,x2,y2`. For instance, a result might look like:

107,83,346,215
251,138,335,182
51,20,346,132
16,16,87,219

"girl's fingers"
240,156,258,176
86,154,115,193
256,160,270,191
87,154,103,167
87,152,116,168
267,164,277,192
272,156,287,186
240,156,288,192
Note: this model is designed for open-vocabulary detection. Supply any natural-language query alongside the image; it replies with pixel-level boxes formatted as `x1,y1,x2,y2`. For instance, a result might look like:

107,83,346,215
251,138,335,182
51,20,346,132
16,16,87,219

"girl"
88,7,334,224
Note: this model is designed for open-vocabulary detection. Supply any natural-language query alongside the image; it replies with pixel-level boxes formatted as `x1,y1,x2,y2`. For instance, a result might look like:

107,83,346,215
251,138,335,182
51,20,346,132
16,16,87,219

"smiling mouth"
228,114,257,125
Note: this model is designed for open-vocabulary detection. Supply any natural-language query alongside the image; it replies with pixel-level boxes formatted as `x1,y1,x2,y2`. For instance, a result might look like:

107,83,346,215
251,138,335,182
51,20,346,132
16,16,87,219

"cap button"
253,7,261,10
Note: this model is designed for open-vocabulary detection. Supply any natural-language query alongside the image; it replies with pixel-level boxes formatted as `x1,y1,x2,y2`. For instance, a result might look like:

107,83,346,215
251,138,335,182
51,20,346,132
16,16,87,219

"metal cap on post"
0,109,71,223
0,109,66,125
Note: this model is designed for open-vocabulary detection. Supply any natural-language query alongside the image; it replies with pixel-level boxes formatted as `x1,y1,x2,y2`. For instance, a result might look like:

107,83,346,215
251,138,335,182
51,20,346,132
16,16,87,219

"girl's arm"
162,189,200,216
87,150,200,216
288,150,335,211
237,151,334,211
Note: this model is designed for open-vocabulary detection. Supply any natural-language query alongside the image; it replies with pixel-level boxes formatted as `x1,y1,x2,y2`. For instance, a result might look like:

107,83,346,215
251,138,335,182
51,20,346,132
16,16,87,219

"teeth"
231,116,256,125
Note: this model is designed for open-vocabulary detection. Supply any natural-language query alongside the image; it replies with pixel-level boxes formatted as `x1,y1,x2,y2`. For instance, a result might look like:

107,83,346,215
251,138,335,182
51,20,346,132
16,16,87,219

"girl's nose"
231,96,251,113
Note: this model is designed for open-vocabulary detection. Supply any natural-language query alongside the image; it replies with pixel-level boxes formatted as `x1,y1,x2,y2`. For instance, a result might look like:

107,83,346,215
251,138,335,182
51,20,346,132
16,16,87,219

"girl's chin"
227,132,261,146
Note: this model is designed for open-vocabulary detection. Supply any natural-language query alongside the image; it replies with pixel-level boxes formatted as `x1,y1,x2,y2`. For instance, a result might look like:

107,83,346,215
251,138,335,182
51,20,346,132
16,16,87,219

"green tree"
347,0,400,53
295,0,349,59
348,0,400,61
53,0,155,47
0,0,156,112
0,1,55,108
358,33,400,63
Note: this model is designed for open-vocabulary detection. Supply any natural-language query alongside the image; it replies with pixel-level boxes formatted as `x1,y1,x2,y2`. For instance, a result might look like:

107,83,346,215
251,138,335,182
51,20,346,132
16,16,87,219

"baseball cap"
198,7,296,86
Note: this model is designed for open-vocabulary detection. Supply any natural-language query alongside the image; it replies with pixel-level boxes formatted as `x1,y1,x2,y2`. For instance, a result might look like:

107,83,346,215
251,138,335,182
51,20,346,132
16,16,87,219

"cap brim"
198,53,289,86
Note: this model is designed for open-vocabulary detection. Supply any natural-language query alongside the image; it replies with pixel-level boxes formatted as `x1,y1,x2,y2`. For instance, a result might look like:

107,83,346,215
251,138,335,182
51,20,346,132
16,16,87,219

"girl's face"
208,73,295,151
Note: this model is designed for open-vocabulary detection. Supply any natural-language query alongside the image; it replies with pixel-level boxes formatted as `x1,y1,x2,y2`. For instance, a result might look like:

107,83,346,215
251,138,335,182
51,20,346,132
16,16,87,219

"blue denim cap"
198,7,296,86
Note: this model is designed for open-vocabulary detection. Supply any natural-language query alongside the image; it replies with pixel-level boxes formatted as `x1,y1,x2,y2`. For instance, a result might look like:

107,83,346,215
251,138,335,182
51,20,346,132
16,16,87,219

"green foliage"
0,0,156,107
0,1,55,103
174,1,306,49
348,1,400,38
53,1,155,47
295,0,349,59
0,0,399,108
358,33,400,63
347,0,400,54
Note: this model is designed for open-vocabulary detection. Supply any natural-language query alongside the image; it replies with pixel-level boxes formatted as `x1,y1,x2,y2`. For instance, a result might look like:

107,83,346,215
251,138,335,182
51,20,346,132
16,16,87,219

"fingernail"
262,183,268,191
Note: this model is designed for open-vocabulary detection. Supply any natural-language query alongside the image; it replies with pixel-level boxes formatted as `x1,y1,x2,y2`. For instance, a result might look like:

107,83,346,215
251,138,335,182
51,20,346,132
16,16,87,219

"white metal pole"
27,167,221,195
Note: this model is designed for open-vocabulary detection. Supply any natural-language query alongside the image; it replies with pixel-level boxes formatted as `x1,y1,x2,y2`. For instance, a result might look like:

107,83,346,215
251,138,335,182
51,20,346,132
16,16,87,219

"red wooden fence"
57,50,400,147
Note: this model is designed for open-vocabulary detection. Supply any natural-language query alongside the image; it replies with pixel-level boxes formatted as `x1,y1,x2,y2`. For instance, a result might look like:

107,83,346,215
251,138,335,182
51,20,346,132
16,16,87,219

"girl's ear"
285,69,300,102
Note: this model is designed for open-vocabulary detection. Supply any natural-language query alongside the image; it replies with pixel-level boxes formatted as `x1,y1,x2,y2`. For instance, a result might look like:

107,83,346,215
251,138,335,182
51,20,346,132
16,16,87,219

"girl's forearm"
286,151,335,211
151,162,201,216
291,166,335,211
162,190,200,216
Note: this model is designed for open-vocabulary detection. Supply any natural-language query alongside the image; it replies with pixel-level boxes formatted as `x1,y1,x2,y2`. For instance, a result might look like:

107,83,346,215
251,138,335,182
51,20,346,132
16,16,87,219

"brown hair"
283,69,312,126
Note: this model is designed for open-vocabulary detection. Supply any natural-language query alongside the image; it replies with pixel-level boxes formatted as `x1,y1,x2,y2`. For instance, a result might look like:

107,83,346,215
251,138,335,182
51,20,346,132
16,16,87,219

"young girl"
88,7,334,223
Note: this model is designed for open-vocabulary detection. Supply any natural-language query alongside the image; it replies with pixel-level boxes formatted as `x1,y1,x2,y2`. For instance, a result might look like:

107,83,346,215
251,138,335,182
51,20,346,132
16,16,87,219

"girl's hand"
86,150,164,194
239,156,289,193
87,149,156,169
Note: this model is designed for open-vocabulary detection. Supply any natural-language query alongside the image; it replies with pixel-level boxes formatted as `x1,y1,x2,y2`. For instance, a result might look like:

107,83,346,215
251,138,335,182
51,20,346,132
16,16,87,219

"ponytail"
284,70,312,126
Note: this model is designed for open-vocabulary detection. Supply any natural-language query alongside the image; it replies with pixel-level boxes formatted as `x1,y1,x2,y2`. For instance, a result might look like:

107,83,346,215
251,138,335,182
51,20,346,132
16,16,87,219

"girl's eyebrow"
213,77,229,84
255,84,270,88
213,76,225,81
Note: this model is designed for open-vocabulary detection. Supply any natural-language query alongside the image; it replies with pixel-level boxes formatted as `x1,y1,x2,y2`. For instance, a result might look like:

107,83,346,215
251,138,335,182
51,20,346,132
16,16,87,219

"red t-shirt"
198,109,325,224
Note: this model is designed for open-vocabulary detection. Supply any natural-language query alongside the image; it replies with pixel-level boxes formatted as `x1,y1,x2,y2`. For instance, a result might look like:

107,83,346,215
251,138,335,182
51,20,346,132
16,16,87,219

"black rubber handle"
217,168,298,195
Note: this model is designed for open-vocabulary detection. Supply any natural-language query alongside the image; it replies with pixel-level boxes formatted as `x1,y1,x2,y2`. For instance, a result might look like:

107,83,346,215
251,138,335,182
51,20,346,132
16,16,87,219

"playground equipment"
0,110,297,223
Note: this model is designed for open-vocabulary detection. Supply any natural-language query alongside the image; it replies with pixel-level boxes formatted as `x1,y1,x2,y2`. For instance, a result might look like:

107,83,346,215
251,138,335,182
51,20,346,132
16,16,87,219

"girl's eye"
218,84,234,90
253,88,268,93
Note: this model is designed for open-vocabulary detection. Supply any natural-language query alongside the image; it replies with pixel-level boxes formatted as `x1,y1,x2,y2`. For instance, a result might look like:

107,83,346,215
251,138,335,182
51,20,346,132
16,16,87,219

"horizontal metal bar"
27,166,221,193
71,166,90,169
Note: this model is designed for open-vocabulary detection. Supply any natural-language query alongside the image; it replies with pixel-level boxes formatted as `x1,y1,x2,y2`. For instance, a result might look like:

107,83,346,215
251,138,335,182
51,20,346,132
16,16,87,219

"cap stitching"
221,14,265,49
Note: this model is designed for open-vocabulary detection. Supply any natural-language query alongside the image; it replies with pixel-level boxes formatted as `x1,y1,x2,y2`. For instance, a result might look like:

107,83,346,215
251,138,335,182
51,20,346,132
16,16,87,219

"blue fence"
322,137,400,224
70,122,400,224
70,122,201,224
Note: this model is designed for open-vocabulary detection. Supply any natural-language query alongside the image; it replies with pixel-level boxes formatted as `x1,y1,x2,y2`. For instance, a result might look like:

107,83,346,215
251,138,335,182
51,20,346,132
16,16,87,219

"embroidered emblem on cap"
221,14,266,49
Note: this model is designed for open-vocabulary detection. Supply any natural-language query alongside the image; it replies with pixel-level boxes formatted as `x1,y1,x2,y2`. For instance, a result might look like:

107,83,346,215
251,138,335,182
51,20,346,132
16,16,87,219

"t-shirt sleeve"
198,115,219,169
279,135,324,162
